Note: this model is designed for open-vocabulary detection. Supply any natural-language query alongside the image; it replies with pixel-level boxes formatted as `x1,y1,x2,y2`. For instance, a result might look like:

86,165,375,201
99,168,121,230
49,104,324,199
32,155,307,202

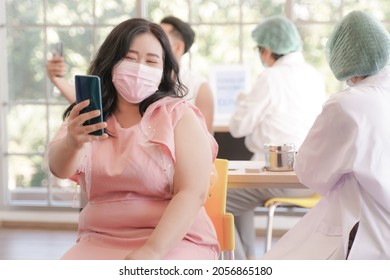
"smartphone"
52,41,63,56
75,75,104,136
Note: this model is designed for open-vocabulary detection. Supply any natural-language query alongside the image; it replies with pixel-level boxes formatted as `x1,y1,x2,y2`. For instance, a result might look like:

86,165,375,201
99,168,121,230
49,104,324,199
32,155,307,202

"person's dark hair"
257,45,284,61
63,18,186,121
160,16,195,54
271,53,284,61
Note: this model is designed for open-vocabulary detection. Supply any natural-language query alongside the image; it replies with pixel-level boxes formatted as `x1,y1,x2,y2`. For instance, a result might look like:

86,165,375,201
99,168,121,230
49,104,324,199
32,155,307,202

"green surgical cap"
326,11,390,81
251,15,301,55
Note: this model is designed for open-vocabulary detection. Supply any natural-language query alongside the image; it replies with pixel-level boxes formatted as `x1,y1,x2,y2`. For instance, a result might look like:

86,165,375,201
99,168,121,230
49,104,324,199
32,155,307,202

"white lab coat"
229,52,326,160
263,66,390,260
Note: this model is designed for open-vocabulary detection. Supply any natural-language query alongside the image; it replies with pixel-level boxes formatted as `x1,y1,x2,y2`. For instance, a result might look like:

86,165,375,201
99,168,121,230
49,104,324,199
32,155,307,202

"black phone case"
75,75,104,136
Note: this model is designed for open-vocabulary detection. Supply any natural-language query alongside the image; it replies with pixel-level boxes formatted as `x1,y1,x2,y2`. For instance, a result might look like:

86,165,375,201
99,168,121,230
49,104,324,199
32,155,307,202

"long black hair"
63,18,186,120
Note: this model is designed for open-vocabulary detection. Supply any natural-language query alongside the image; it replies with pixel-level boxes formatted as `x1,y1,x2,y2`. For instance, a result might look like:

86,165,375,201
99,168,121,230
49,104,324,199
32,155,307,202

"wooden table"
227,161,306,189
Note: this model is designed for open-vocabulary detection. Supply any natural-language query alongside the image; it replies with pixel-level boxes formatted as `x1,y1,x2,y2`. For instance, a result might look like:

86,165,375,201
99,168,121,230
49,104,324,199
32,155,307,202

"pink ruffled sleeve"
141,97,218,160
139,97,218,188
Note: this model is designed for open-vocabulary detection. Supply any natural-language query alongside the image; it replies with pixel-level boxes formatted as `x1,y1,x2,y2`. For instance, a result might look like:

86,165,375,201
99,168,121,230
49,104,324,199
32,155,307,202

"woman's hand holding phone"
65,100,108,150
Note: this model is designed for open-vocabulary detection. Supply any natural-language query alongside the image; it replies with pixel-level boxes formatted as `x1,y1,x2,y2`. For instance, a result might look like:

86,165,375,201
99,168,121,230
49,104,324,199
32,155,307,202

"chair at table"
205,158,235,260
263,193,321,252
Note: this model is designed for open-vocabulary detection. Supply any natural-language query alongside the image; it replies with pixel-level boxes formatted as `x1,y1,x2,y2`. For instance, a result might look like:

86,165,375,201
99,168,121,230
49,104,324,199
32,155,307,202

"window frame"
2,0,389,211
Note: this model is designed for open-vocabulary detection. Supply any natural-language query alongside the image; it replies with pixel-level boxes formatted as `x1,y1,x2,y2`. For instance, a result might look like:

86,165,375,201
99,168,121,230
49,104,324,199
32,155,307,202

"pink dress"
49,97,220,259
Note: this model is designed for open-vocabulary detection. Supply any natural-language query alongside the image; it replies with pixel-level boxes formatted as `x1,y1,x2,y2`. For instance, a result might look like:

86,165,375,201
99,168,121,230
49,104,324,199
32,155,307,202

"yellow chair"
263,193,321,252
205,158,235,260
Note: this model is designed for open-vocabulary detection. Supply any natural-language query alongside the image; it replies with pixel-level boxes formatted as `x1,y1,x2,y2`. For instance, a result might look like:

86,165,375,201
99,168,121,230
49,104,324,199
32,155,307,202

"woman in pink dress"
47,18,219,260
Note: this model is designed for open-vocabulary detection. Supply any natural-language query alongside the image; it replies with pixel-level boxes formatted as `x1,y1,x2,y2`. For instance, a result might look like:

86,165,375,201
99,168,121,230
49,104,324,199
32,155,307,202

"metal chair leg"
265,202,280,252
221,250,235,260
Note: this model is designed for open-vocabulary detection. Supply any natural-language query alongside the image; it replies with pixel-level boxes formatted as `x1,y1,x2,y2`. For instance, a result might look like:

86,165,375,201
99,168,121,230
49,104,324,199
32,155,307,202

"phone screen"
75,75,104,136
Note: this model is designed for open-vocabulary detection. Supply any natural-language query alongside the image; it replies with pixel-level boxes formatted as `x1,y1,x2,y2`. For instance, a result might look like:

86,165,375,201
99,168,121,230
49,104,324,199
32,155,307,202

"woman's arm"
48,100,107,178
126,108,213,260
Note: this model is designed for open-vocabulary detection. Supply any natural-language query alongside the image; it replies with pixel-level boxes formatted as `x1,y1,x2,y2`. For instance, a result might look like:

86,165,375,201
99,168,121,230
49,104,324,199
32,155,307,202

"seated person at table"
226,15,326,259
160,16,214,133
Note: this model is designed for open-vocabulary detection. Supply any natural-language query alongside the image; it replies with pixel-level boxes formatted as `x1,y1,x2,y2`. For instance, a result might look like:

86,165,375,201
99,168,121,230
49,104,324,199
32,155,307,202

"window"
1,0,138,208
1,0,390,209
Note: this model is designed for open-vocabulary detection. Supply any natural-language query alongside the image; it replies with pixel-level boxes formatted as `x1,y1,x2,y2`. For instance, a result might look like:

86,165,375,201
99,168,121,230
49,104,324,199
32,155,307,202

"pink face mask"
112,60,163,104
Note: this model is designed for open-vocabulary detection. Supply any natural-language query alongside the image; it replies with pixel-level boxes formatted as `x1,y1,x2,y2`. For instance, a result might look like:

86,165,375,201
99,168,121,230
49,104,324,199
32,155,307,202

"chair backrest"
204,158,235,258
264,193,321,208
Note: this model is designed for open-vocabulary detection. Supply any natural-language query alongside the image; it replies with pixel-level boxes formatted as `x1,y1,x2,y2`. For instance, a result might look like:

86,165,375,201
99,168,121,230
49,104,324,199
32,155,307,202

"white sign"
210,65,250,125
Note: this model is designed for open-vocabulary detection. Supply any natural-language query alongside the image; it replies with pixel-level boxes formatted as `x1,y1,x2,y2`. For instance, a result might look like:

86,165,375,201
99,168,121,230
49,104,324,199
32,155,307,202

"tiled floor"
0,227,279,260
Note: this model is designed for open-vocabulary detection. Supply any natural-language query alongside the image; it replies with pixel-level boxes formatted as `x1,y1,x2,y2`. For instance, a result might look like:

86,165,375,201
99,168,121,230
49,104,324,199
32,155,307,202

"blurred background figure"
226,15,326,259
264,10,390,260
160,16,215,133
